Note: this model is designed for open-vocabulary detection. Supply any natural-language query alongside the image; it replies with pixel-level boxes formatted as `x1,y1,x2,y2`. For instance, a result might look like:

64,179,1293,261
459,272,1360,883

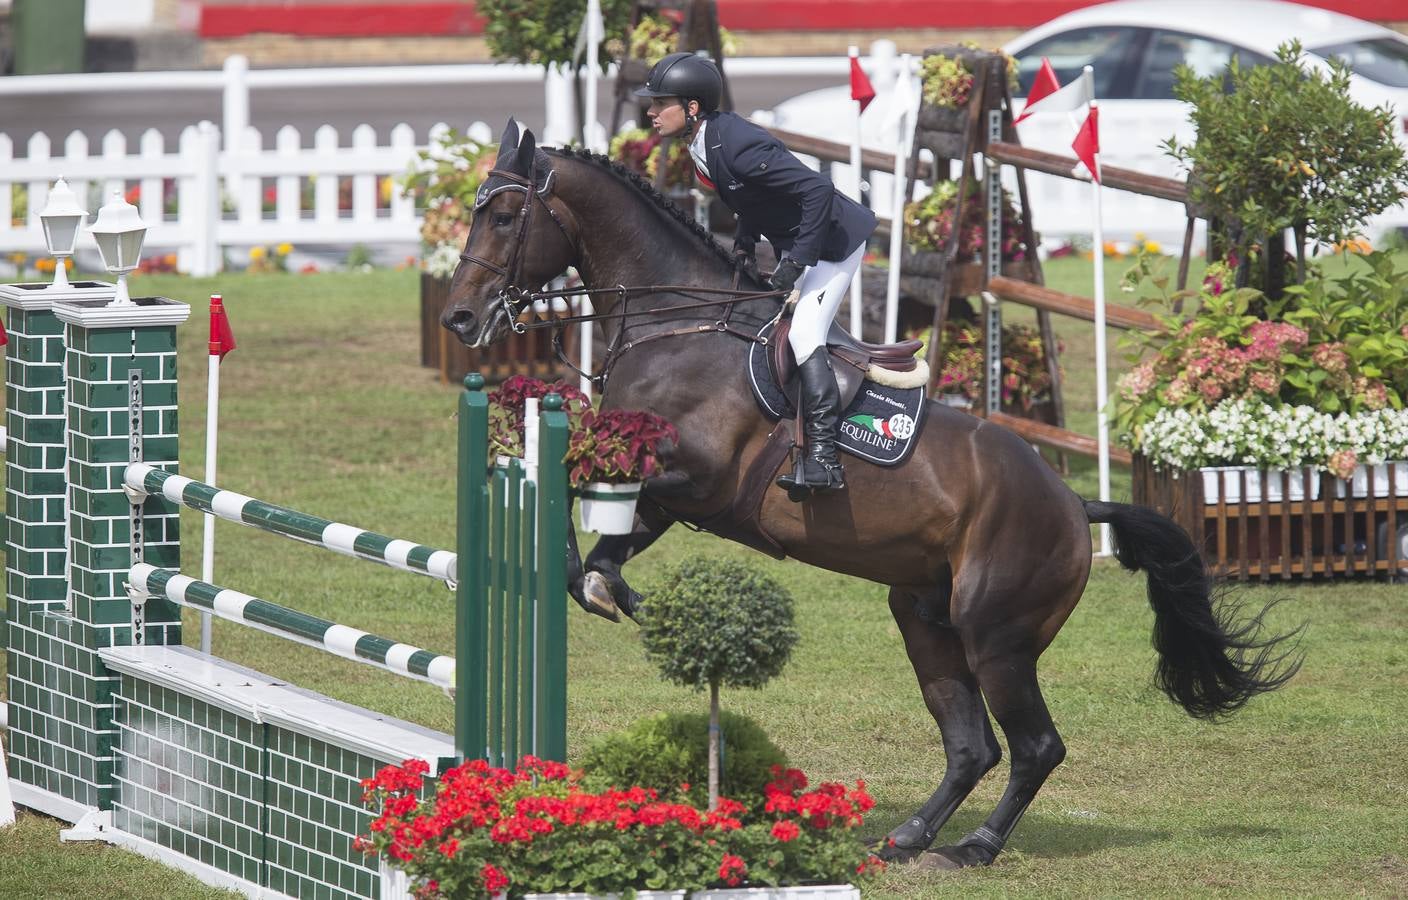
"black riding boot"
777,354,847,499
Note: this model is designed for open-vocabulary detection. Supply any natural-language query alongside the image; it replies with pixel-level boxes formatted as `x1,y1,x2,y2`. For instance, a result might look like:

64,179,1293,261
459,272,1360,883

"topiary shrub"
638,557,798,808
578,710,788,809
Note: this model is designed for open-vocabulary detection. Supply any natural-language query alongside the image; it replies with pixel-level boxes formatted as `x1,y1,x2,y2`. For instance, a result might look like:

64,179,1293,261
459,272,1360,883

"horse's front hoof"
874,817,933,863
580,572,622,622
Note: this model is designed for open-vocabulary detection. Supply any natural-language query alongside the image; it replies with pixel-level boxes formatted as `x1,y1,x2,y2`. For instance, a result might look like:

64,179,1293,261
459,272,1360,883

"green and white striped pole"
123,463,457,581
128,563,456,689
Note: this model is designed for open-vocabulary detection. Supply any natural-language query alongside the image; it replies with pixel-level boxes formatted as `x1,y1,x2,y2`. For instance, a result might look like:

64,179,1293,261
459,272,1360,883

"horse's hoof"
618,587,643,622
581,572,622,623
874,841,925,864
924,843,995,869
874,818,933,863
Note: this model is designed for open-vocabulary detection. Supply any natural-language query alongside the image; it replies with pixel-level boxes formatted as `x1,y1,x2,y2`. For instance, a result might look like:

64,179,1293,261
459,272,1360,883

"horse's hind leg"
879,585,1003,863
926,640,1067,868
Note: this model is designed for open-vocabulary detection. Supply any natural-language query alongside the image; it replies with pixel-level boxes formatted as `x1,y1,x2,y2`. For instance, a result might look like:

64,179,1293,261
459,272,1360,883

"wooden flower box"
1132,455,1408,582
419,273,580,385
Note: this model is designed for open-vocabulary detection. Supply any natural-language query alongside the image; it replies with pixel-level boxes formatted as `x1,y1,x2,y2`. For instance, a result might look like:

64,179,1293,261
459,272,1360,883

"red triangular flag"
209,294,237,360
1072,104,1101,183
1014,57,1061,124
850,55,876,113
0,315,7,347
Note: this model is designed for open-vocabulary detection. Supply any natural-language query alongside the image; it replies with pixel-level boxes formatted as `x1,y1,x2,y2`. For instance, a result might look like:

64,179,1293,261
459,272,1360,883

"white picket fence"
0,53,859,277
0,117,498,276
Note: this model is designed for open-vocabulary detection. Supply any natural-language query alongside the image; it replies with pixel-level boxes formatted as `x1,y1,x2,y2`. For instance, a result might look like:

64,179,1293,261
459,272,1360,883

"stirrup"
776,454,845,501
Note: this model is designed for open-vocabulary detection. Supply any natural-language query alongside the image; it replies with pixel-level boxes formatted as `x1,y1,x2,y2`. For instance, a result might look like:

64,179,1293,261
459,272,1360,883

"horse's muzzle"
442,305,509,348
441,307,481,346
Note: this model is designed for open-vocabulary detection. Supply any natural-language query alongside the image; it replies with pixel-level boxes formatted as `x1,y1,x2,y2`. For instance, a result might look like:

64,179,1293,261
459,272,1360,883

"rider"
636,52,877,499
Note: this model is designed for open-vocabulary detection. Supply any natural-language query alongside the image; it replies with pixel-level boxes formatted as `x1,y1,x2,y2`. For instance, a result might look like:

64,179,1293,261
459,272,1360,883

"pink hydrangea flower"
1311,342,1349,374
1328,449,1358,481
1119,362,1157,401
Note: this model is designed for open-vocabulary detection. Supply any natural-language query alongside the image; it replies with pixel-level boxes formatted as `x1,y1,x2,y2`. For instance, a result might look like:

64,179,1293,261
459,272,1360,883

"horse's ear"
516,129,538,173
496,118,521,168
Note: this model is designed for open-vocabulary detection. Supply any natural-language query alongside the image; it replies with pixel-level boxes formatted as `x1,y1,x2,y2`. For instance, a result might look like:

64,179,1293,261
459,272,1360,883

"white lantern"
38,177,86,290
87,190,147,307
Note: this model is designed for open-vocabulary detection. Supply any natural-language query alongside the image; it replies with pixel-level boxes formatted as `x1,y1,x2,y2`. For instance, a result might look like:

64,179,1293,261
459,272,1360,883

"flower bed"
359,758,882,900
1119,251,1408,580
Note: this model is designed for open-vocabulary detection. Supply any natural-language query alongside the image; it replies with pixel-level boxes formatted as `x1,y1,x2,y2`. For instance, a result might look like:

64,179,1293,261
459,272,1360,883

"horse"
439,120,1302,868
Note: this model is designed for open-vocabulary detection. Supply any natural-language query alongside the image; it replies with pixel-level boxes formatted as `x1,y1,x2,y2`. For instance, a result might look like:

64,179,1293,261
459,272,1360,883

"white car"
766,0,1408,244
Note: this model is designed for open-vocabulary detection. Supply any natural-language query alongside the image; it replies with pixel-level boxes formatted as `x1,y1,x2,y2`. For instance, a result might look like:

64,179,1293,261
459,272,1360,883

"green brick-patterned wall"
107,670,401,900
3,302,103,806
109,675,266,885
264,729,387,899
4,300,186,811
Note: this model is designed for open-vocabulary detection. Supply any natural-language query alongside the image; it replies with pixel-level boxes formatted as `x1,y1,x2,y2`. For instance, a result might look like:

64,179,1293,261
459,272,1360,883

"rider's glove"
769,257,806,295
732,240,759,282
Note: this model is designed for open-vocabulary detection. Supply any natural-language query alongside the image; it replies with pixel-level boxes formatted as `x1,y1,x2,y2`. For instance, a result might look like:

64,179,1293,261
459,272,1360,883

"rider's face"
647,97,697,138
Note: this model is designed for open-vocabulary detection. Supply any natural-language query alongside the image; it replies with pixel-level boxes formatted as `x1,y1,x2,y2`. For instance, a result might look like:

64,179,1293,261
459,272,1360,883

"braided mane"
545,146,735,269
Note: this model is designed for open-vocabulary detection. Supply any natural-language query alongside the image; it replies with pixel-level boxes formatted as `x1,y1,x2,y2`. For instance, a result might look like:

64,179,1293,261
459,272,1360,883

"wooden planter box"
420,273,581,385
1132,455,1408,582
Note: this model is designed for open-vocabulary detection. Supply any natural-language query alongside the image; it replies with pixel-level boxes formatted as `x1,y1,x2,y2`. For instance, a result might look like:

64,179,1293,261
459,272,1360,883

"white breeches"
786,243,866,364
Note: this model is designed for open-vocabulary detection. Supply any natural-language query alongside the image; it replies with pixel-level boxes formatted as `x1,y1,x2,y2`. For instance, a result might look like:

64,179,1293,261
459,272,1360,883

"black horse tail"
1083,500,1304,720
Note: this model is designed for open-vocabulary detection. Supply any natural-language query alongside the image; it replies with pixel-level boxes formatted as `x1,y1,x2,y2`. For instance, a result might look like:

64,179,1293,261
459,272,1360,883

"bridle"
458,155,579,322
453,153,788,387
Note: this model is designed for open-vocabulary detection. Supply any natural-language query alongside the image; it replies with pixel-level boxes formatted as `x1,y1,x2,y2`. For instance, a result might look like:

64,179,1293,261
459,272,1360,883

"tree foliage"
478,0,634,68
1166,41,1408,255
639,558,797,692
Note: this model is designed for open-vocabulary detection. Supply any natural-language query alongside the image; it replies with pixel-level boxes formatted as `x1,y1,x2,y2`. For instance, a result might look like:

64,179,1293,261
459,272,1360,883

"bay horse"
441,121,1301,868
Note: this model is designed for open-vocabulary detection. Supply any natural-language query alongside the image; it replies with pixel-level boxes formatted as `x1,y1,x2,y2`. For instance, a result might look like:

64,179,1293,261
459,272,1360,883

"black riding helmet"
634,52,723,113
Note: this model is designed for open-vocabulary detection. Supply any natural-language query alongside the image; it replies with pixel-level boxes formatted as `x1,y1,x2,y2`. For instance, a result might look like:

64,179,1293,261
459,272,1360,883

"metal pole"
984,106,1003,416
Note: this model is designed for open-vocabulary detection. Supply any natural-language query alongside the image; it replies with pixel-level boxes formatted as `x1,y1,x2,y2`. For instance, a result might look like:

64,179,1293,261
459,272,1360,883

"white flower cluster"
423,241,461,279
1136,399,1408,472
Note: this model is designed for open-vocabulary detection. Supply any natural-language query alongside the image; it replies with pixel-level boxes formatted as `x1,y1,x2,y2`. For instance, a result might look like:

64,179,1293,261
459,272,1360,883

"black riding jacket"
697,111,876,267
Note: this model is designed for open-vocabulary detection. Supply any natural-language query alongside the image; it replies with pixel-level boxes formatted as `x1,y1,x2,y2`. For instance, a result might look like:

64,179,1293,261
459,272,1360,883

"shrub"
639,558,797,808
579,710,788,809
478,0,633,69
1167,41,1408,294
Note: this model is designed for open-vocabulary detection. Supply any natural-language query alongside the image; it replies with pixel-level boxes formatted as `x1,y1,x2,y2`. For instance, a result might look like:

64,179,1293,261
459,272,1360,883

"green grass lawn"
2,260,1406,898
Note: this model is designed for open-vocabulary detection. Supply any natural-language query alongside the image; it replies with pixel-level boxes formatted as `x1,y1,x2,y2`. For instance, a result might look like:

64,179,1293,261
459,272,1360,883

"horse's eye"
493,213,514,227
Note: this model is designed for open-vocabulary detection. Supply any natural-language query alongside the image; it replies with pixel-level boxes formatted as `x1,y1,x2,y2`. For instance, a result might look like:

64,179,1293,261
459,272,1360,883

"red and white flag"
209,294,237,360
1014,60,1093,123
850,54,876,113
1072,102,1101,183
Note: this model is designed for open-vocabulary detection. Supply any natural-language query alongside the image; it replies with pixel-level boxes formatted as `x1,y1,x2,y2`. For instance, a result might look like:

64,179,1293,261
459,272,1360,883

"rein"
522,282,787,388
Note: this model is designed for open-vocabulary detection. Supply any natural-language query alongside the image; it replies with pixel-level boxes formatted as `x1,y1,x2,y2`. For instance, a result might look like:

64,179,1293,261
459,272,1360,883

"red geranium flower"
771,820,801,842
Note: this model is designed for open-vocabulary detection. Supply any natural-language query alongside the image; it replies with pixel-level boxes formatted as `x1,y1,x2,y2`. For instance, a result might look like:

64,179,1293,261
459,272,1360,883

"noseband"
458,159,578,320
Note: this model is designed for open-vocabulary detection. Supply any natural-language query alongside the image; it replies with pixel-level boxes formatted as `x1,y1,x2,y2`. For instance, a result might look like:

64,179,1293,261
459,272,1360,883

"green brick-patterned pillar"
1,280,114,811
49,296,190,811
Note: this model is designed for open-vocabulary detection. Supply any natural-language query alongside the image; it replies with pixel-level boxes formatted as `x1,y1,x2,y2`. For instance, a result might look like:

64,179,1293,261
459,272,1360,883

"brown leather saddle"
770,318,925,409
693,316,925,560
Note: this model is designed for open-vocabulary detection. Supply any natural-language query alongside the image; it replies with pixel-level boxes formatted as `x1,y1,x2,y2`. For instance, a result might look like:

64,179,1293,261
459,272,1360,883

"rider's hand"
769,257,806,295
732,242,759,282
